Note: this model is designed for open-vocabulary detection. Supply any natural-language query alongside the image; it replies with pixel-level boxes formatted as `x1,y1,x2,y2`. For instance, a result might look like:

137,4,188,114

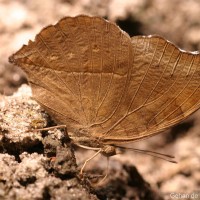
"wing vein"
91,32,132,126
148,57,198,127
73,18,89,124
55,23,89,123
127,37,160,113
99,39,191,136
94,26,104,121
19,51,83,123
37,34,80,100
143,42,169,104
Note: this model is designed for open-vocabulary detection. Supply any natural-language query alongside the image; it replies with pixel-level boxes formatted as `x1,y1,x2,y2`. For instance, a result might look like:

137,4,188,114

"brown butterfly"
9,15,200,172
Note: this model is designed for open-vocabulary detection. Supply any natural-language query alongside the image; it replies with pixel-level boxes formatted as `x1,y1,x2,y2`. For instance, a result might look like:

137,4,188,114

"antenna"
114,145,177,163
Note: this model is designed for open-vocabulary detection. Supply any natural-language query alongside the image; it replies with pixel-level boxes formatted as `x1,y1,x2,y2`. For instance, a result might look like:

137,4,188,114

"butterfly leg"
97,157,109,184
80,148,102,174
32,125,67,132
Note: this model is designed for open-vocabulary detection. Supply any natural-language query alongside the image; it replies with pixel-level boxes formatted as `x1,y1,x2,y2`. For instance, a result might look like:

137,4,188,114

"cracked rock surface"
0,85,98,200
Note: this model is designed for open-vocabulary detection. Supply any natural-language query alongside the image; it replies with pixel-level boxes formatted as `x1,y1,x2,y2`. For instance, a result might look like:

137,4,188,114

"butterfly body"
67,128,117,157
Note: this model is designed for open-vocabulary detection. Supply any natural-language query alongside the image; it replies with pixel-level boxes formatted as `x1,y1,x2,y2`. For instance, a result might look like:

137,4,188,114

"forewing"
9,15,132,133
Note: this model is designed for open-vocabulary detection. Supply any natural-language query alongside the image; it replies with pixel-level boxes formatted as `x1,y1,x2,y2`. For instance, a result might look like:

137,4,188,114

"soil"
0,1,200,199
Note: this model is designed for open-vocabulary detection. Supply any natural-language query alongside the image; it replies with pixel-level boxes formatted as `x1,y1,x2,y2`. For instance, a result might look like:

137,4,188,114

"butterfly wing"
94,35,200,143
9,16,200,143
9,15,132,133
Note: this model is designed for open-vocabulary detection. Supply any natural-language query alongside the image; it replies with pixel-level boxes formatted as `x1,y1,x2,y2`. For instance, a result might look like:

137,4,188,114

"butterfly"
9,15,200,171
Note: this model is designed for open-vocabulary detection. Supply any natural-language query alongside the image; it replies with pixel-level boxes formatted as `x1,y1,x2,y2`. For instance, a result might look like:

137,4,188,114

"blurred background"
1,0,200,198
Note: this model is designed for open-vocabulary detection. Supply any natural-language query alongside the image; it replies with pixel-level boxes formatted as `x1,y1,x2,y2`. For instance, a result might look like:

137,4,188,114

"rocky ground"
0,0,200,199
